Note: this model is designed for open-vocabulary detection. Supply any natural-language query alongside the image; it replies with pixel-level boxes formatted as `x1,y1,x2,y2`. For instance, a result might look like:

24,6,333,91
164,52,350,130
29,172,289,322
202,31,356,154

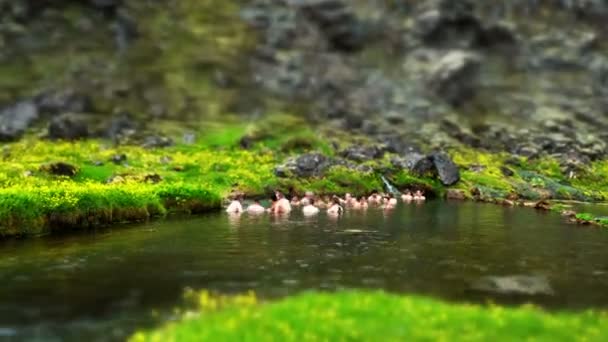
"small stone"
534,200,551,211
500,166,515,177
141,135,174,149
110,154,127,165
107,175,125,184
469,164,485,173
183,133,196,145
143,173,162,184
40,162,78,177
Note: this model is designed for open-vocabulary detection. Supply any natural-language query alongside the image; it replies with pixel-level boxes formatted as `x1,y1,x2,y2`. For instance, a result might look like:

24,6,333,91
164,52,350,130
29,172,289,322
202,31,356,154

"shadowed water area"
1,202,608,341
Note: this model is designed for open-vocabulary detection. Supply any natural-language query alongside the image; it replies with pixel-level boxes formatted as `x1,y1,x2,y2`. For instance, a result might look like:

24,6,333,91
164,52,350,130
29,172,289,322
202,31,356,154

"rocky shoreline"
1,0,608,236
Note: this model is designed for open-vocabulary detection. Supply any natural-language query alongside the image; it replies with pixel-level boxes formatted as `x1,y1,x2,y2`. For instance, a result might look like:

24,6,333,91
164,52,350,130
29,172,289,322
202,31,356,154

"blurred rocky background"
1,0,608,171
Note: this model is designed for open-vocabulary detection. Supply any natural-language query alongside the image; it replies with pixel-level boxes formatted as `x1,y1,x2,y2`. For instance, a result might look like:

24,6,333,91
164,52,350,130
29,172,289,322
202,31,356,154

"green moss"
131,290,608,342
389,171,444,196
576,212,595,221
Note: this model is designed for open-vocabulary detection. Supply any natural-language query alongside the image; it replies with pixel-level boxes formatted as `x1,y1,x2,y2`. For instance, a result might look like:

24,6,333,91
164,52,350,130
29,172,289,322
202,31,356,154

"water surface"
1,201,608,341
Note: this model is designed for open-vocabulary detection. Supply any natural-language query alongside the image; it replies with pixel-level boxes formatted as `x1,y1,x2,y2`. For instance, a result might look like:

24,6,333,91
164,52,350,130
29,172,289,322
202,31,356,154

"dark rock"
534,200,552,211
106,113,137,140
500,166,514,177
35,90,92,116
298,0,370,52
141,135,173,149
469,275,554,296
415,0,480,47
274,153,331,178
90,0,122,8
0,101,39,141
340,145,383,162
110,153,127,165
475,22,518,49
392,153,434,174
440,119,482,147
380,136,420,155
431,152,460,186
239,134,262,149
428,50,481,106
40,162,78,177
295,153,329,177
48,114,90,140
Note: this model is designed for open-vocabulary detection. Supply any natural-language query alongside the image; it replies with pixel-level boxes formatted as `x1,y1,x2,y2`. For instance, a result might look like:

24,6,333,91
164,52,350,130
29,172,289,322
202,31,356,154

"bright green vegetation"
0,117,376,236
2,123,608,237
575,213,608,227
450,148,608,202
131,290,608,342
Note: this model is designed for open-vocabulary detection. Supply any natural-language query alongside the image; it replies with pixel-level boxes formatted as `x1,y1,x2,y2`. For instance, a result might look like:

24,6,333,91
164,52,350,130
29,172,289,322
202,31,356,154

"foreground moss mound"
131,291,608,342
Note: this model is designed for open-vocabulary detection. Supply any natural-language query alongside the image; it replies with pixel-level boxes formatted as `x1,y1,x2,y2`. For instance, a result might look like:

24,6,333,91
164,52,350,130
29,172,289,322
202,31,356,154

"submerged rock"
40,162,78,177
470,275,555,296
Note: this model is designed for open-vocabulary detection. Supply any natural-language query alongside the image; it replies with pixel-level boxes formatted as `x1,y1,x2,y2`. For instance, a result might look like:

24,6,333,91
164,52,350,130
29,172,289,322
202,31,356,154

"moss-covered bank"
131,290,608,341
1,115,608,237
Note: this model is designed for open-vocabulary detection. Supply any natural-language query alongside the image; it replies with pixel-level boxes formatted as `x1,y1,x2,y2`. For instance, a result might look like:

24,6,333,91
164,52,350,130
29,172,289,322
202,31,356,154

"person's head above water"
332,196,341,205
345,193,352,199
275,191,284,199
270,193,278,202
305,191,314,198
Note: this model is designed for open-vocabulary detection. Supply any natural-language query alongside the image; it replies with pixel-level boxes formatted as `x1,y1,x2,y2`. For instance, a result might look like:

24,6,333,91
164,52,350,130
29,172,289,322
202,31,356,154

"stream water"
1,201,608,341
